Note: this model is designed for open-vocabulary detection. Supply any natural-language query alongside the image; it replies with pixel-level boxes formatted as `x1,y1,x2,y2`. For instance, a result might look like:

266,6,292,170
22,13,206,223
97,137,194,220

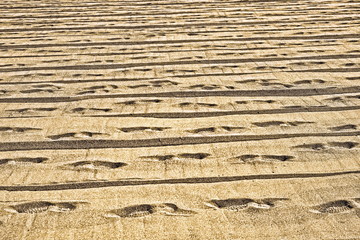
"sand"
0,0,359,239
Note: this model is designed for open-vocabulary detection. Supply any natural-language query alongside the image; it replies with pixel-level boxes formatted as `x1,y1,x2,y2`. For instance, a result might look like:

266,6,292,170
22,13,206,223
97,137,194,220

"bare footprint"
293,143,326,151
188,127,216,134
6,108,57,114
4,201,86,214
48,132,107,140
253,121,313,127
309,200,360,214
105,203,196,218
205,198,289,211
0,157,48,166
328,141,359,149
233,155,294,163
329,124,357,131
141,153,210,161
119,127,170,133
64,161,127,170
71,108,112,113
0,127,41,133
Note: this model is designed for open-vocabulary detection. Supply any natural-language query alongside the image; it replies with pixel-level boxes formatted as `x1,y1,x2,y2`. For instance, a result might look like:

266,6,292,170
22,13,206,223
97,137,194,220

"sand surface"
0,0,359,239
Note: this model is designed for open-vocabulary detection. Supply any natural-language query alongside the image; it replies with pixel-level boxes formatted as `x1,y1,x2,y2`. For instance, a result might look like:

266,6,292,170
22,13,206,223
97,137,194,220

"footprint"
262,155,294,161
142,155,175,161
0,127,41,133
4,201,54,214
329,124,357,131
0,157,48,165
188,127,216,134
32,84,61,90
71,108,112,113
234,155,294,163
127,84,150,89
116,99,162,105
294,141,358,151
188,126,244,134
235,100,275,105
293,143,326,151
253,121,287,127
20,89,55,94
48,132,107,140
77,90,96,95
259,82,293,88
78,85,118,94
205,198,289,211
4,201,85,214
346,95,360,100
309,200,359,214
0,90,11,95
235,79,277,84
179,102,218,108
65,161,127,170
116,100,137,105
328,141,359,149
220,126,245,131
105,203,196,218
197,103,218,107
293,79,326,85
119,127,170,133
253,121,313,127
150,80,179,86
85,85,118,90
177,153,210,159
6,108,57,114
140,99,163,103
142,153,210,161
187,84,221,90
238,78,292,88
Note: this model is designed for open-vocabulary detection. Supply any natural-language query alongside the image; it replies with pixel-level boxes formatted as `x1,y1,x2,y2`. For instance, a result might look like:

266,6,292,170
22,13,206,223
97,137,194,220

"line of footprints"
2,198,359,218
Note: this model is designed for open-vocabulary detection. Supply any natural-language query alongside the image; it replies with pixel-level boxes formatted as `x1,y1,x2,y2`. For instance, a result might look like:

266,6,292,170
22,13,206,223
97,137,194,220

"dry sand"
0,0,359,239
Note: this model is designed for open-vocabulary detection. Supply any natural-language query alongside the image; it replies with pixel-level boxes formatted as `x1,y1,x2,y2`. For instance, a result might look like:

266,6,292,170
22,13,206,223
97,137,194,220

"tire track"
0,170,358,191
1,86,360,103
0,35,358,49
1,131,360,151
0,17,357,32
0,54,359,73
84,105,360,119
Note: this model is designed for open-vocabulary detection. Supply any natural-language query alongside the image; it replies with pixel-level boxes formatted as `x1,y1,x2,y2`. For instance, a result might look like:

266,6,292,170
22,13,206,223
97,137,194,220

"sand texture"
0,0,359,239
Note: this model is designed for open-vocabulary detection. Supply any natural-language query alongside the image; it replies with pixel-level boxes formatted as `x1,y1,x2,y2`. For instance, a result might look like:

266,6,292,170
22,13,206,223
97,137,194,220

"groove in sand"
1,87,360,103
84,105,360,119
0,54,359,72
1,131,360,151
0,171,358,191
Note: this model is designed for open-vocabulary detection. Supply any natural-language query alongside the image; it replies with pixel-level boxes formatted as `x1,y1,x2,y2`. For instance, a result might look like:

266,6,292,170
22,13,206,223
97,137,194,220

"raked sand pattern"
0,0,360,239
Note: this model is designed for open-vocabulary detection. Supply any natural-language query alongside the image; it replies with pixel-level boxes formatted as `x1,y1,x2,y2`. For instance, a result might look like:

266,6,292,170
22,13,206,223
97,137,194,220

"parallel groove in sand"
1,0,360,238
